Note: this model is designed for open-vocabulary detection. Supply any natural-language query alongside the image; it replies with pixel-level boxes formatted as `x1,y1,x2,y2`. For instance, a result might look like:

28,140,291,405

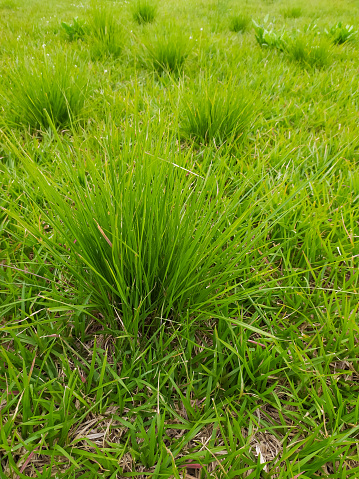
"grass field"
1,0,359,477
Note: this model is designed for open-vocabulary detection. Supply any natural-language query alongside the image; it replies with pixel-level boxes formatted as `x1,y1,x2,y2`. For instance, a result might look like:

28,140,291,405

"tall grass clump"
143,30,190,75
286,35,332,68
3,53,89,131
88,3,123,59
229,14,250,33
132,0,157,25
282,6,302,19
180,78,254,146
11,133,279,335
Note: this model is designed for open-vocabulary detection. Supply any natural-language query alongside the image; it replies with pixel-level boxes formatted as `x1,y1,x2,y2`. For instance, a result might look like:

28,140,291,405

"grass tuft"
12,135,279,336
132,0,157,25
229,14,250,33
286,35,332,68
282,6,302,19
143,30,190,75
180,78,254,146
88,3,123,59
2,52,89,131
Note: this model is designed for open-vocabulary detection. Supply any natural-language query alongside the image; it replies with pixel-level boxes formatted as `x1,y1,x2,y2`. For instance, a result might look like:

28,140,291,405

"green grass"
286,34,332,68
141,28,191,75
229,13,251,33
88,2,123,59
180,76,254,145
2,51,90,131
282,6,303,19
1,0,359,477
132,0,157,25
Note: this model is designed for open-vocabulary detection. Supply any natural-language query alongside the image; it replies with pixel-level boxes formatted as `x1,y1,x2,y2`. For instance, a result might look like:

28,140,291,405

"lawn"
0,0,359,477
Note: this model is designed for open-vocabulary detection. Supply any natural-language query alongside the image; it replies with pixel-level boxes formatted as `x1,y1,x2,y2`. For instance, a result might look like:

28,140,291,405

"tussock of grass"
229,13,250,33
142,30,190,75
2,52,89,131
287,35,332,68
133,0,157,25
11,131,280,335
181,78,254,146
88,3,123,59
282,6,302,18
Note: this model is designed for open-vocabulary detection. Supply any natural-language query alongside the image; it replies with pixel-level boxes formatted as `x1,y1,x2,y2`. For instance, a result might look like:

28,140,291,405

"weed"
229,14,250,33
326,22,357,44
133,0,157,25
253,19,287,50
61,17,88,41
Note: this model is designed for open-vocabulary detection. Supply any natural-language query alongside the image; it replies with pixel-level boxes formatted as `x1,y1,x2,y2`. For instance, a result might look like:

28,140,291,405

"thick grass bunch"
133,0,157,25
282,7,302,19
143,30,190,75
12,132,277,335
88,3,123,59
229,14,250,33
180,78,254,146
286,35,332,68
3,52,89,131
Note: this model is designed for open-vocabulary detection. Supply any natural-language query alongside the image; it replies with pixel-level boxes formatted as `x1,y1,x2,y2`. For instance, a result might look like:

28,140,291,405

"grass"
180,77,254,145
88,3,123,59
142,29,190,75
132,0,157,25
1,0,359,477
286,34,332,68
282,6,302,19
2,51,89,131
229,14,250,33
